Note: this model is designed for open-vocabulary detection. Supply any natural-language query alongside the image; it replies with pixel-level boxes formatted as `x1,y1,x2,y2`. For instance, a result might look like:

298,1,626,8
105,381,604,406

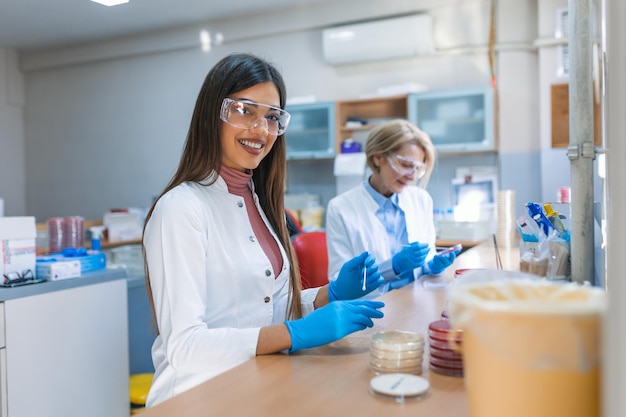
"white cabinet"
408,88,495,153
0,304,6,417
1,279,129,417
285,101,335,160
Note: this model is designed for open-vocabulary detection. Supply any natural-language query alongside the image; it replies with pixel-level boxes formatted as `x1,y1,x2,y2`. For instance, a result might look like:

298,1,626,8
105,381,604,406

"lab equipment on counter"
543,203,568,238
369,330,425,375
519,202,571,280
428,319,463,377
89,225,106,251
438,243,462,255
368,373,430,402
0,216,37,285
448,273,606,417
37,249,106,281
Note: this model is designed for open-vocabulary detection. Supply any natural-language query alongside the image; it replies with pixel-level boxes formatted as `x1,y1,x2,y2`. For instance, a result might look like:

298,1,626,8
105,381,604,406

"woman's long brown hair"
142,53,303,332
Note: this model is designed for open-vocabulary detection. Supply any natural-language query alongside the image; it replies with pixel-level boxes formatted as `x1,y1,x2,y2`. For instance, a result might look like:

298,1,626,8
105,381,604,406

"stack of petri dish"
47,217,65,254
369,330,425,375
63,216,84,249
428,319,464,377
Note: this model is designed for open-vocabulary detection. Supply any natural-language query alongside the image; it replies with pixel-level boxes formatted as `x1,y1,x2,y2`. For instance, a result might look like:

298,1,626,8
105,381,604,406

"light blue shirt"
363,178,415,286
364,178,408,256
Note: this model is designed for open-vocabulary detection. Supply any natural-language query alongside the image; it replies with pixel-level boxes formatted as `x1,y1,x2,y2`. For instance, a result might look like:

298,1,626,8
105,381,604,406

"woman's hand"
328,252,384,301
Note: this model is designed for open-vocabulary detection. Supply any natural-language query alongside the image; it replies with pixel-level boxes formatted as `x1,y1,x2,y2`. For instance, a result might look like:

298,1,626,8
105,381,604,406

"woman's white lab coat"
326,182,437,283
144,176,318,407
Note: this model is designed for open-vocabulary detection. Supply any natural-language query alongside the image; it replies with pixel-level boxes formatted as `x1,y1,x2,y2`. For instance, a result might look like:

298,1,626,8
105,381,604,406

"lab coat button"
265,269,271,276
237,201,244,207
264,296,271,303
249,236,256,242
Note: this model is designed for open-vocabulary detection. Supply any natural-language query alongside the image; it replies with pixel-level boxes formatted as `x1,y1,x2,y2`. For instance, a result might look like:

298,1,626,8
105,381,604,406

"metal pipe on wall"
568,0,596,285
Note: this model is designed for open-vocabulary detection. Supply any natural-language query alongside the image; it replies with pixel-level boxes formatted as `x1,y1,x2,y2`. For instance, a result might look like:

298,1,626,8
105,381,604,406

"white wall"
2,0,557,221
0,49,26,216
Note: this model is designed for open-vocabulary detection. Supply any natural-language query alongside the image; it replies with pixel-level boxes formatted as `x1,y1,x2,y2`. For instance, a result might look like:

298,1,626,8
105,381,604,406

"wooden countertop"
139,241,520,417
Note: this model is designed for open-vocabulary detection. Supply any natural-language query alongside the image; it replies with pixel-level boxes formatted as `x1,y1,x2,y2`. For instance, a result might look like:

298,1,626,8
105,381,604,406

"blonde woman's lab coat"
326,182,437,285
144,176,319,407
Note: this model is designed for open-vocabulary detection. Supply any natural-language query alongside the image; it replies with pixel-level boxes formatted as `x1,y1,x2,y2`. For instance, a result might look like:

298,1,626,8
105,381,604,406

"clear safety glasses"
220,98,291,136
386,154,427,179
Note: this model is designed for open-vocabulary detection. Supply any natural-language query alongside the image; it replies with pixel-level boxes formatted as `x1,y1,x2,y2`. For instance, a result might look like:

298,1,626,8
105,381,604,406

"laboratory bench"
0,268,130,417
138,241,518,417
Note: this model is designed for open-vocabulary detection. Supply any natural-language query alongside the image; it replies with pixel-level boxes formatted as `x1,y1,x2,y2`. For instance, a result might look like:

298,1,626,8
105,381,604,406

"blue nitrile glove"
284,300,385,352
328,252,384,301
391,242,430,275
423,250,460,275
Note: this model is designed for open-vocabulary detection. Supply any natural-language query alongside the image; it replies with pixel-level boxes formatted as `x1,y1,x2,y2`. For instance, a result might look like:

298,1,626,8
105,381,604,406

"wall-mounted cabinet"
550,83,601,148
285,101,335,160
408,88,495,153
335,94,408,153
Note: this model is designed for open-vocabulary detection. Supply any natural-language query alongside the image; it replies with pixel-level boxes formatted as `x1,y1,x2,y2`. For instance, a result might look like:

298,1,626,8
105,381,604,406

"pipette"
362,243,368,291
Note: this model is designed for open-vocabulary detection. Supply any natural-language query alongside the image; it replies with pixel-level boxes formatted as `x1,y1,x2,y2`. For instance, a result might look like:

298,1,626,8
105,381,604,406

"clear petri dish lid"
370,330,425,352
369,373,430,402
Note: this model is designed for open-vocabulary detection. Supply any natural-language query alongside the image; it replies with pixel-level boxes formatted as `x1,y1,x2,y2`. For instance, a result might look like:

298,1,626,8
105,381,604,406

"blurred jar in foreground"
447,270,606,417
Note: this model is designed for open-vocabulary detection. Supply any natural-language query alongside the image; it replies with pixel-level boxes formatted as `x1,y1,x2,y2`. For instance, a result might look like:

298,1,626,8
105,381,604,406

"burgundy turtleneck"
220,166,283,277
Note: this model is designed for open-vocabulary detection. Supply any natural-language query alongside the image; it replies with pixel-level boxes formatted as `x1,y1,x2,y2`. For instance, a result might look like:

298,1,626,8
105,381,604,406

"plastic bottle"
89,226,106,252
526,202,553,236
543,203,569,241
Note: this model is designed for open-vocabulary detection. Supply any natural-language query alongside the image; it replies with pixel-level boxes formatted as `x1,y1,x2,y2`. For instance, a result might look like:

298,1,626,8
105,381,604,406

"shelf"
339,124,384,132
335,94,409,153
36,220,142,254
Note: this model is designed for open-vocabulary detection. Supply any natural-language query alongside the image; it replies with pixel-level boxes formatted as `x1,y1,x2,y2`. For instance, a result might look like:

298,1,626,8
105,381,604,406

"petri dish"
429,345,463,360
429,362,464,377
369,373,430,402
429,354,464,369
371,330,425,352
369,363,423,375
369,330,425,375
370,347,424,361
428,334,461,351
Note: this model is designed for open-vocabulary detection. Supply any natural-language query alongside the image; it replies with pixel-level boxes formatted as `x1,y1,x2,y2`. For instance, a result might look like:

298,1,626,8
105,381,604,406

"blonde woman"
326,119,459,292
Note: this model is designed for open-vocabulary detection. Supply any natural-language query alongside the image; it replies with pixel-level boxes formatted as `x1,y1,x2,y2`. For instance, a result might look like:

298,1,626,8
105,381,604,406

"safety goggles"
386,154,427,179
3,269,34,285
220,98,291,136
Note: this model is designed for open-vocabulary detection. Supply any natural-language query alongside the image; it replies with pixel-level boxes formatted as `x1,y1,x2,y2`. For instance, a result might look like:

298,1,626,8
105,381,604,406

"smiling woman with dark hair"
142,53,385,407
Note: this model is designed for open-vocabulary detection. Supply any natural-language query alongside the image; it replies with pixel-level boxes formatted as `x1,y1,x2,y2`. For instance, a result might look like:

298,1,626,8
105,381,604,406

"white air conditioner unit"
322,14,433,65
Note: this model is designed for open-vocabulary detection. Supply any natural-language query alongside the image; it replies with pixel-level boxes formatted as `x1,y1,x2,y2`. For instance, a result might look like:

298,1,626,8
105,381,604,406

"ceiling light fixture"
90,0,130,6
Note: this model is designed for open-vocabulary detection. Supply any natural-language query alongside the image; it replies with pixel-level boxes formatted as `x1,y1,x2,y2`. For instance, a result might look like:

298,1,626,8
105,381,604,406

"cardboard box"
0,216,37,279
36,260,81,281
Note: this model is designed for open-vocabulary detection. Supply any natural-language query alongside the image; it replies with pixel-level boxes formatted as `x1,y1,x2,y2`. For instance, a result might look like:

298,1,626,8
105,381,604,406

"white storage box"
437,220,493,242
36,260,81,281
0,216,37,279
103,211,143,243
108,244,143,276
